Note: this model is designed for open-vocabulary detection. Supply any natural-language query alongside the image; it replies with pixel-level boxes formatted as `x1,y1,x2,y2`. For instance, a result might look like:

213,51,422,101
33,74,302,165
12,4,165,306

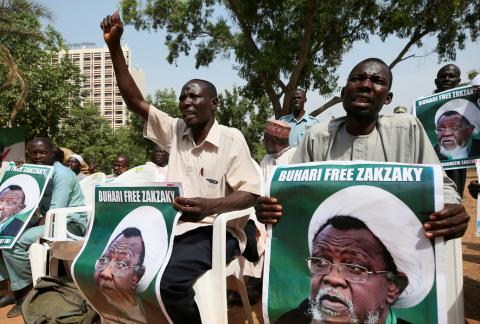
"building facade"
55,44,145,129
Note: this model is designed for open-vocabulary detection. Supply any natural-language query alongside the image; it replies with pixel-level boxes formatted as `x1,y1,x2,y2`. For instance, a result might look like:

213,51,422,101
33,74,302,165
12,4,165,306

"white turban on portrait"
308,185,434,309
434,98,480,134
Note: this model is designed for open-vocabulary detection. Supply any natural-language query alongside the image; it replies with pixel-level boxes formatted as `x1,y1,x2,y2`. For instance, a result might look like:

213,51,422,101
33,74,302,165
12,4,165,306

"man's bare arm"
100,12,149,120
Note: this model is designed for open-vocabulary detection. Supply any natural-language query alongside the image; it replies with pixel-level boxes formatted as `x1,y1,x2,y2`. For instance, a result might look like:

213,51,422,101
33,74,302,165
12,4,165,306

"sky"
40,0,480,122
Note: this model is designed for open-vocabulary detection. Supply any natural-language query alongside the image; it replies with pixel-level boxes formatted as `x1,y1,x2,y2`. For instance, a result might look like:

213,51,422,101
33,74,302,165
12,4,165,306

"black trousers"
160,226,239,324
446,168,467,197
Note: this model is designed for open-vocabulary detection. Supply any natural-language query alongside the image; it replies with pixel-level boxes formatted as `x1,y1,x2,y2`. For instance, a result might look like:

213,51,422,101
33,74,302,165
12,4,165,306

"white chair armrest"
211,207,255,280
44,206,92,240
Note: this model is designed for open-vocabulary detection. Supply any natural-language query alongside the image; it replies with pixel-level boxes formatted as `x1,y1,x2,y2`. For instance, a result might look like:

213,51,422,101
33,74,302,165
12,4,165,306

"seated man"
108,154,129,179
101,12,260,323
0,137,85,317
146,146,169,181
260,120,296,180
67,154,87,181
256,58,469,241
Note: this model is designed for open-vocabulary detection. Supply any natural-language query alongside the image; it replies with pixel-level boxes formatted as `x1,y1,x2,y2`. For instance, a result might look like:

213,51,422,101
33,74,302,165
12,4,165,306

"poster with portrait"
414,84,480,170
0,162,53,249
263,161,446,324
72,183,182,324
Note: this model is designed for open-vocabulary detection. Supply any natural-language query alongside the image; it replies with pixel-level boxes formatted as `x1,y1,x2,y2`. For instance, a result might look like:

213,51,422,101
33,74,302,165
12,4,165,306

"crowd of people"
0,10,478,324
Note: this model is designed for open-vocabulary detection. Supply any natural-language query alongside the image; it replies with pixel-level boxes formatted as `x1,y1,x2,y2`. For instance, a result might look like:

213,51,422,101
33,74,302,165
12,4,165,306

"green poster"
0,163,53,248
72,183,182,324
263,161,445,324
415,85,480,169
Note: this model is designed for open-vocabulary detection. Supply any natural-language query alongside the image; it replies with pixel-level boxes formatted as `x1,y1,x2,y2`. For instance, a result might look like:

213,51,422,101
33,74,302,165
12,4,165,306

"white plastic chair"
29,206,92,284
193,207,255,324
239,160,267,280
111,164,162,184
37,173,106,242
79,172,107,205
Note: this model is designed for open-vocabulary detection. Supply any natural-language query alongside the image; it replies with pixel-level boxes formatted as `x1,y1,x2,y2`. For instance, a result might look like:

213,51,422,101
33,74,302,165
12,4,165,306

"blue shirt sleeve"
50,166,76,209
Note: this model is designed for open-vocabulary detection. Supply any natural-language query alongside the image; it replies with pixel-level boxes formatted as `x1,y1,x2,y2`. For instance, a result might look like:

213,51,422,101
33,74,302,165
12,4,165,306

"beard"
439,142,468,160
307,287,381,324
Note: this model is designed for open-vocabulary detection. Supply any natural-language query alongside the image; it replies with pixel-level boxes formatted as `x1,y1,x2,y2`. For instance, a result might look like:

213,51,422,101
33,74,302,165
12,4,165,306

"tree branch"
0,45,27,120
389,28,430,69
282,0,317,116
310,96,342,117
226,0,284,116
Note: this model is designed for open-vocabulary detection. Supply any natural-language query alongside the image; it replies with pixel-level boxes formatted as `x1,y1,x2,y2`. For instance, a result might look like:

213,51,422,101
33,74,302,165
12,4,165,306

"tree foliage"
0,9,82,139
0,0,54,118
56,103,153,173
217,87,272,161
56,103,116,172
121,0,480,118
149,88,181,118
378,1,480,68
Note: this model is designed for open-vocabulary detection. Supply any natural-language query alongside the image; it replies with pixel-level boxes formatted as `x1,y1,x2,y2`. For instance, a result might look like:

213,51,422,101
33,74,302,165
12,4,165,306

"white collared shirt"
144,106,261,249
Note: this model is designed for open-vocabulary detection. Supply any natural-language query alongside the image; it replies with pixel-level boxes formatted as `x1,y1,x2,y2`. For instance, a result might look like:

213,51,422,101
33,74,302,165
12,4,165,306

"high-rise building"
54,43,145,129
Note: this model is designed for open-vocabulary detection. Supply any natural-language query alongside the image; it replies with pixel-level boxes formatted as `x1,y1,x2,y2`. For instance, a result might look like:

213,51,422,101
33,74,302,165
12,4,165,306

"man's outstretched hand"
100,11,124,46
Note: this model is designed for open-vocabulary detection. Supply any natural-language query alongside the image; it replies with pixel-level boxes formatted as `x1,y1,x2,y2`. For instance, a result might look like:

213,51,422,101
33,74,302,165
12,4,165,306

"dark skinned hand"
173,196,215,222
423,203,470,241
100,11,124,46
254,196,283,224
468,180,480,199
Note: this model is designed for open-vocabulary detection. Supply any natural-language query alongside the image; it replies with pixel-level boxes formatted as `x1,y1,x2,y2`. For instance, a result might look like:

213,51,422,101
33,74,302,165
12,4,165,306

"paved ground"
1,170,479,323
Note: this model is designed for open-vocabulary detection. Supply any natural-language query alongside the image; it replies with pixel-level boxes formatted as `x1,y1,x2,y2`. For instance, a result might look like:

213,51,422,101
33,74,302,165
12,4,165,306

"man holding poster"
0,137,84,318
414,64,480,196
101,12,260,323
260,162,443,323
257,58,469,241
0,161,53,314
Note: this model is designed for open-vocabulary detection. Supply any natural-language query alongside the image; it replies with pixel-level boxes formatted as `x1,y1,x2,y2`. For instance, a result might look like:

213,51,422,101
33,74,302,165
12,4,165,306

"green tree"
150,88,180,118
121,0,378,118
467,70,479,82
121,0,480,118
217,87,272,162
0,10,83,140
378,1,479,69
57,102,157,173
56,103,117,173
0,0,53,119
